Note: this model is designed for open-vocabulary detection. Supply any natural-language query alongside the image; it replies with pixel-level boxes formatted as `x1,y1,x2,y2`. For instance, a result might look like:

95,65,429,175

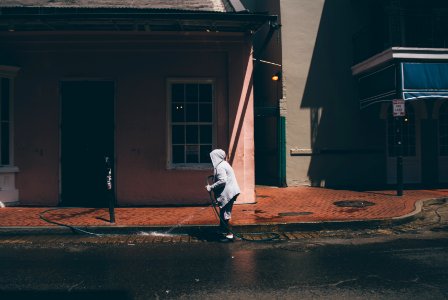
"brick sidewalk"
0,187,447,230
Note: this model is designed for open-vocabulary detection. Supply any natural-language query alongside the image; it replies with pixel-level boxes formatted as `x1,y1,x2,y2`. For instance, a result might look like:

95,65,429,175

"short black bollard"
105,156,115,223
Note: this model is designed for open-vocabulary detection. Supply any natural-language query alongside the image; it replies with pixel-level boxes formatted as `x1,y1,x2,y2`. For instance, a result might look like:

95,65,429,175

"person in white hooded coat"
206,149,241,241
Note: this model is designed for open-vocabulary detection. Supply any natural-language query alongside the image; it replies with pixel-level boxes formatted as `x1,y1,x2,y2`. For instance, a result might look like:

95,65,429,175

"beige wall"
282,0,385,188
281,0,324,186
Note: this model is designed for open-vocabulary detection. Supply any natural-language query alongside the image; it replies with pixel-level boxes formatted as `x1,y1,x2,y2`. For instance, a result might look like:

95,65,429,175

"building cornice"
351,47,448,76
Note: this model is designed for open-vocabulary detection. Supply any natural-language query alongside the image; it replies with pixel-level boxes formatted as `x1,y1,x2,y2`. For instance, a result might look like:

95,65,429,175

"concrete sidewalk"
1,186,447,235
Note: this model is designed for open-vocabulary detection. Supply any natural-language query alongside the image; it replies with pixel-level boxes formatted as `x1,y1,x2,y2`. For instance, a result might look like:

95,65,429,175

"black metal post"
393,61,405,197
105,156,115,223
396,117,403,196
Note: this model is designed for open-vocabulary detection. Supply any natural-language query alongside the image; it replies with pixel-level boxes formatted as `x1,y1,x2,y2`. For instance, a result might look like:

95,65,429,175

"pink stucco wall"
7,32,255,206
227,46,256,204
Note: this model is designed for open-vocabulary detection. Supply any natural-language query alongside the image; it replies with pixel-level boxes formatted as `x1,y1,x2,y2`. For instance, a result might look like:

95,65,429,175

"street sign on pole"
392,99,405,117
392,99,405,196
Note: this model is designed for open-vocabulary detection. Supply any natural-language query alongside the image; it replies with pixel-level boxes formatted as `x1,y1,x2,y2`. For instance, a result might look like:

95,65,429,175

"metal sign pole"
396,116,403,196
393,99,405,196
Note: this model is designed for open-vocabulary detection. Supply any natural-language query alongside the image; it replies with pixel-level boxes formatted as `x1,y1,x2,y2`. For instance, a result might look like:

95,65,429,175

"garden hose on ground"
39,207,103,236
207,175,280,242
38,178,281,242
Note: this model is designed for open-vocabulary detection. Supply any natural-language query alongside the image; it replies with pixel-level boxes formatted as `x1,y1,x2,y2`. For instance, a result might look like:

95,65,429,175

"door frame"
435,99,448,183
58,78,116,206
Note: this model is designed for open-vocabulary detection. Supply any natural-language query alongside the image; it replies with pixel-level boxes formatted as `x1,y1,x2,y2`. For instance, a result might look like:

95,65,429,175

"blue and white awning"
358,62,448,109
401,62,448,101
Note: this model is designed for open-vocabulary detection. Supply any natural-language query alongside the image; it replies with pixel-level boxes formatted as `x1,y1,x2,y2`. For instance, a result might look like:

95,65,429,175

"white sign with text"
392,99,405,117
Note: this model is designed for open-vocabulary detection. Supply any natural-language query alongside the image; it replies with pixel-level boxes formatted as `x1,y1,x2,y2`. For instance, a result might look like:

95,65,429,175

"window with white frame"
169,80,213,166
0,77,11,166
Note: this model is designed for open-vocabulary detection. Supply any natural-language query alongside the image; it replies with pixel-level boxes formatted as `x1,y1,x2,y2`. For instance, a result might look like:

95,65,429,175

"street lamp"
271,71,281,81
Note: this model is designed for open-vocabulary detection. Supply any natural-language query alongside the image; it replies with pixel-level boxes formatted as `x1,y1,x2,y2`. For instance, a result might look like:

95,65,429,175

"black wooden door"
61,81,114,207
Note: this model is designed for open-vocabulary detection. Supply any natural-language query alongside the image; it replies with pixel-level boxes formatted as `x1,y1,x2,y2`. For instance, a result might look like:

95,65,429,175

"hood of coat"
210,149,226,168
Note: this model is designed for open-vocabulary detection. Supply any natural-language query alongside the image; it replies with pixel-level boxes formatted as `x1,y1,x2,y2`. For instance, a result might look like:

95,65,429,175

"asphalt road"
0,236,447,299
0,199,447,300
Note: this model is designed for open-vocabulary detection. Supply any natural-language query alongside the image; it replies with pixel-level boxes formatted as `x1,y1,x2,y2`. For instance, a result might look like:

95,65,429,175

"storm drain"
278,212,313,217
333,200,375,208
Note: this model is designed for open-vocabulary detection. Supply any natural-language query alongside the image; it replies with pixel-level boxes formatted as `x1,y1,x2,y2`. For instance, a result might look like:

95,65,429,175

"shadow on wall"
300,0,385,189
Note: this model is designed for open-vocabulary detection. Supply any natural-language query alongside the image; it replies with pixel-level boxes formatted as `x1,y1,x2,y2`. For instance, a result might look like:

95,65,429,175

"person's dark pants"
219,196,237,234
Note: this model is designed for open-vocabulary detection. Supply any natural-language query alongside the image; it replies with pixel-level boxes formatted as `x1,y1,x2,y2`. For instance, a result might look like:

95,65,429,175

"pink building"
0,1,276,207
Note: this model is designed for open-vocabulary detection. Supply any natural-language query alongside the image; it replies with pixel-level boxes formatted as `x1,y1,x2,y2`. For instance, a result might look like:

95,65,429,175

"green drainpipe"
278,115,286,187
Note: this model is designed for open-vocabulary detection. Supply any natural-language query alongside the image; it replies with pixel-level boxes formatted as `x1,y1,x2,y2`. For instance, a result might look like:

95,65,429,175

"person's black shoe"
219,237,233,243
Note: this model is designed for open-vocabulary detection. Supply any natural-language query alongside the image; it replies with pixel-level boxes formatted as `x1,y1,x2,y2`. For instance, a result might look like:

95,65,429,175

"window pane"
185,84,198,102
186,104,198,122
200,125,212,144
172,125,185,144
172,103,185,122
172,84,184,102
200,145,212,163
170,81,214,165
199,103,212,122
199,84,212,102
172,145,184,163
1,123,9,165
186,125,199,144
402,135,409,145
1,79,9,121
186,145,199,163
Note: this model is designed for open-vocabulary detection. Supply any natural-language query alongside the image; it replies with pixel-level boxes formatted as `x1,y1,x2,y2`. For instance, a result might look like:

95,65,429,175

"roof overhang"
0,7,277,33
353,48,448,109
352,47,448,76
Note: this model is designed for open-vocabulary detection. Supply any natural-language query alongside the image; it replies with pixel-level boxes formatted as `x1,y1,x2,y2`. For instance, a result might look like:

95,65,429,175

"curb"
0,215,419,237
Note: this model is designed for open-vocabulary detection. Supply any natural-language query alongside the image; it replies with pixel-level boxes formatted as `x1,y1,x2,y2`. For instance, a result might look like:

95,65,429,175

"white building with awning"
353,47,448,185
